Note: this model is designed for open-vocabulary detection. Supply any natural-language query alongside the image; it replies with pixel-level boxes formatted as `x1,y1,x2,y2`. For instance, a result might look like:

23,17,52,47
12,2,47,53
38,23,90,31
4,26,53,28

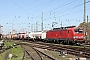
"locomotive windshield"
74,28,83,33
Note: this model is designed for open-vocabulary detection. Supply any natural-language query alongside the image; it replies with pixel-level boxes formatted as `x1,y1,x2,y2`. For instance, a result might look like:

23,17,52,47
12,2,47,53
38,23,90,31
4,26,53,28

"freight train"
3,26,85,44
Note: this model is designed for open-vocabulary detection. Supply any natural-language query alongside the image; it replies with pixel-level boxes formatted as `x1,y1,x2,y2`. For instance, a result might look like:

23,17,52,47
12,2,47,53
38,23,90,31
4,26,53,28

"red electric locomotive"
46,26,85,44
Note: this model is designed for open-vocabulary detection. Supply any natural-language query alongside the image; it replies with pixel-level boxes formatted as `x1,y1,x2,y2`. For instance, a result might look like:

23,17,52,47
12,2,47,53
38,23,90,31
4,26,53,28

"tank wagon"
29,32,42,40
26,31,46,41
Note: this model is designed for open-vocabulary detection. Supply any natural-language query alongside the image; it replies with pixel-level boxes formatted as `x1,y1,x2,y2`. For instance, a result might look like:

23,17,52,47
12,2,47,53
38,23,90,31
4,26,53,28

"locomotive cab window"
74,28,83,33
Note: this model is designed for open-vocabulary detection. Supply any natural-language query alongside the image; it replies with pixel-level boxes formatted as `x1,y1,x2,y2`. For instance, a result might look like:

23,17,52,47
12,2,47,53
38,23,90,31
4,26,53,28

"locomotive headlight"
73,36,78,38
81,36,84,38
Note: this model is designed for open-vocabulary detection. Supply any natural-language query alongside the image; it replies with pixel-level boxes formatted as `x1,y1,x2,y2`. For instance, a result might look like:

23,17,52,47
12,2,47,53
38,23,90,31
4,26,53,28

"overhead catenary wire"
11,0,41,12
1,0,39,17
56,8,90,18
44,1,90,21
20,0,88,20
1,0,90,26
11,0,90,25
31,0,88,22
44,7,90,22
9,0,55,16
0,0,56,23
11,0,21,9
45,0,79,13
1,0,79,18
0,0,84,19
2,0,56,21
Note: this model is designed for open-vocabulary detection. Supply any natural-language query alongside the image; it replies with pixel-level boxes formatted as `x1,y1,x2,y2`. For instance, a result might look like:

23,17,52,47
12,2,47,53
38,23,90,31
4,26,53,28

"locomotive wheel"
67,40,70,44
54,40,59,44
57,40,60,44
62,41,66,44
72,41,75,44
53,40,56,43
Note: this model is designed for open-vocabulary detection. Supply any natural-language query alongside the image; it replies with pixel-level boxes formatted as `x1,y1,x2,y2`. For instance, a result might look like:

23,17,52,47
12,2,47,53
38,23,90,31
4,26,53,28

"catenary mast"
84,0,87,41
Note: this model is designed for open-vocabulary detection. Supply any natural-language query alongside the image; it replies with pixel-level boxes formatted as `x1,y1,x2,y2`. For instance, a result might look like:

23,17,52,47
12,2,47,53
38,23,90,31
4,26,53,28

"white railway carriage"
28,31,47,41
29,32,42,40
28,32,35,39
41,31,46,40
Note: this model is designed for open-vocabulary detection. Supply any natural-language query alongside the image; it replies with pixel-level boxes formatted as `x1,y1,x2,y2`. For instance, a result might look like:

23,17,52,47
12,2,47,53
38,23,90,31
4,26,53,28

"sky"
0,0,90,34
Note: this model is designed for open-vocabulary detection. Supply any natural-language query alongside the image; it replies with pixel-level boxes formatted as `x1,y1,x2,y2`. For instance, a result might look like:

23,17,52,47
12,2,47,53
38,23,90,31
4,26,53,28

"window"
74,28,83,33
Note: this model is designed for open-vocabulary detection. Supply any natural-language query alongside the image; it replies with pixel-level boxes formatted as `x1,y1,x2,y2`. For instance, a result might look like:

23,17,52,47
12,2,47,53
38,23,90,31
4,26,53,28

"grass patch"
7,45,23,60
0,41,24,60
0,51,7,60
3,41,14,48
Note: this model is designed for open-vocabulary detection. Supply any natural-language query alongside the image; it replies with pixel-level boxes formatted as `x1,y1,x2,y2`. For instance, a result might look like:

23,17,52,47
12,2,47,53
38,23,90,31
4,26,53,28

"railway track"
21,44,56,60
3,49,11,60
35,42,90,58
21,45,42,60
16,41,90,59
